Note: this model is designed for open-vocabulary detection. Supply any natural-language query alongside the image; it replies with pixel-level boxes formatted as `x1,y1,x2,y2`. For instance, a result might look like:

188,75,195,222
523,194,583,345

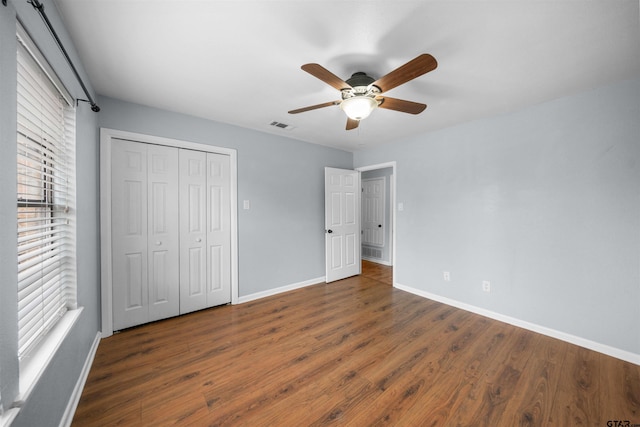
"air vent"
270,121,295,130
362,246,383,259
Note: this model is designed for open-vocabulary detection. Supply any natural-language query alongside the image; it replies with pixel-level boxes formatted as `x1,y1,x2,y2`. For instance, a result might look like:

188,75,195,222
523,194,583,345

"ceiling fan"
288,54,437,130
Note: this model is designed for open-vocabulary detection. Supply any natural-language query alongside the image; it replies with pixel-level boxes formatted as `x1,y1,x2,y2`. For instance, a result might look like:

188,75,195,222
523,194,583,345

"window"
16,25,77,362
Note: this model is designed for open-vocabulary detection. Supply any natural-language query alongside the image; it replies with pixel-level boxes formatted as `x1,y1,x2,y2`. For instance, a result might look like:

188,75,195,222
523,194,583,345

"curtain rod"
28,0,100,112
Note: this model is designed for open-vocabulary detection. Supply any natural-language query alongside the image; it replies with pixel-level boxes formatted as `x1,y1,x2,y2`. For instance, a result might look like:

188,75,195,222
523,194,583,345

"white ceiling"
54,0,640,152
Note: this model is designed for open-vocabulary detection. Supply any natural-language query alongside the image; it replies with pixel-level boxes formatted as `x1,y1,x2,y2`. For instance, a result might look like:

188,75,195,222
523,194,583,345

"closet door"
147,144,180,321
180,150,232,312
179,149,208,313
111,140,179,330
111,140,148,330
206,153,232,307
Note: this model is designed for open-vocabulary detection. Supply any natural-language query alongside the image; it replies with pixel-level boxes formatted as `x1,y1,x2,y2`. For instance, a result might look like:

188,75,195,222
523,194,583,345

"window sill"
0,408,19,427
15,307,84,407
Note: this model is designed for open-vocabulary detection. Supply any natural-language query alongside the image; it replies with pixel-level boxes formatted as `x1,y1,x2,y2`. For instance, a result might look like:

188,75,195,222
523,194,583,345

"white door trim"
100,127,239,337
356,162,396,284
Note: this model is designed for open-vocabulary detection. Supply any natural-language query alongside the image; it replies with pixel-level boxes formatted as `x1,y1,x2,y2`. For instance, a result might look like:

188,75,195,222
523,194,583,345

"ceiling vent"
269,121,295,130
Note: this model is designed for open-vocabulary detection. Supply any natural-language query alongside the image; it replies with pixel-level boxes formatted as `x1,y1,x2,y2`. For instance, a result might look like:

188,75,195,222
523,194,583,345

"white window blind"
16,29,77,360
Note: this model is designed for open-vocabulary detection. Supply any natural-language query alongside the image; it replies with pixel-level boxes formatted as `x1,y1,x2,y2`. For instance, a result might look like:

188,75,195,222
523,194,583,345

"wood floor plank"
199,295,401,424
501,334,568,426
360,319,510,426
598,356,640,423
141,389,209,426
72,261,640,426
548,345,602,425
404,323,511,425
456,331,539,426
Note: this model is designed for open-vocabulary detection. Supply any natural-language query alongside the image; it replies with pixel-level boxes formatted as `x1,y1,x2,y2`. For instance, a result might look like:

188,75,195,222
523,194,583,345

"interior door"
179,150,232,313
362,177,385,247
206,152,232,307
179,149,208,314
111,140,179,330
325,167,361,282
146,144,180,321
111,140,149,330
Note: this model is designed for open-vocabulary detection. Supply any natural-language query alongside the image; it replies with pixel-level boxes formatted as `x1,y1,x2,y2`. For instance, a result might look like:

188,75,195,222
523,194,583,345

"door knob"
155,241,162,246
326,229,333,234
378,224,382,228
196,238,202,242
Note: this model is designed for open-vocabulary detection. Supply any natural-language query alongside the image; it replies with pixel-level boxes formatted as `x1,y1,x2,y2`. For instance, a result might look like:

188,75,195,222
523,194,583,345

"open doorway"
356,162,396,286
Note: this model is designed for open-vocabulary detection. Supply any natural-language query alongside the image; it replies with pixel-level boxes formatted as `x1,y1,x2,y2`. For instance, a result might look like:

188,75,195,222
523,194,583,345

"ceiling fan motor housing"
342,72,381,100
346,72,375,89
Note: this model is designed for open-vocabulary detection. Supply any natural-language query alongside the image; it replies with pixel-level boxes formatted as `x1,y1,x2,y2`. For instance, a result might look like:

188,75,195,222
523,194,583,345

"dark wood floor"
73,261,639,426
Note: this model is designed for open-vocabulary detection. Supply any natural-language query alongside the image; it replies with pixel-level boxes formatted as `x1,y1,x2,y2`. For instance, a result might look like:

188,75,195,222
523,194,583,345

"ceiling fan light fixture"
290,55,437,130
340,95,377,121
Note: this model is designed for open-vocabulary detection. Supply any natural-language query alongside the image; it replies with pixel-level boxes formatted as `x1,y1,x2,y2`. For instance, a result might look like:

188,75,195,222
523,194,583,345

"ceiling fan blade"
346,117,359,130
377,96,427,114
288,100,340,114
301,63,352,91
371,54,437,93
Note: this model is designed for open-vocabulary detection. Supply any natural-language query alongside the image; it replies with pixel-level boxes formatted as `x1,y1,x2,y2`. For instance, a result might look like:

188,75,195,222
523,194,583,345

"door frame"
355,161,396,284
99,128,239,337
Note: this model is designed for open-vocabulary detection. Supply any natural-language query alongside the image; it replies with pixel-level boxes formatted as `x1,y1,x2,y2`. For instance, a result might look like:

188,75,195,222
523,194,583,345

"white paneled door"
112,140,231,331
205,153,232,307
362,177,385,247
179,149,207,314
179,150,231,314
111,140,180,330
325,167,361,282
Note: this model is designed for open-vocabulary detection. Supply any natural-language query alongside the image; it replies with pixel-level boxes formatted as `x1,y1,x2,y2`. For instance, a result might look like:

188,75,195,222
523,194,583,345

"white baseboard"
59,331,101,427
362,257,392,266
237,276,325,304
0,408,19,427
395,282,640,366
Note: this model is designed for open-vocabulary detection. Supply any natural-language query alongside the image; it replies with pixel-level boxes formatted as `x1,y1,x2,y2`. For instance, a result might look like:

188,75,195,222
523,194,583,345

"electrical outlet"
482,280,491,292
443,271,450,282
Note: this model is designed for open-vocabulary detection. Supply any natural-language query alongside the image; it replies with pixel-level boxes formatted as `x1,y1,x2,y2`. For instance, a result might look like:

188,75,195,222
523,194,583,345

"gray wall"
354,77,640,357
361,167,393,265
97,96,353,297
1,0,101,426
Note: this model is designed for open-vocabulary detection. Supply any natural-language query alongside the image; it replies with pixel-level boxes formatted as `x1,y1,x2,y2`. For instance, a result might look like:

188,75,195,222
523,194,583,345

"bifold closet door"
111,140,180,330
205,152,232,307
179,150,231,313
